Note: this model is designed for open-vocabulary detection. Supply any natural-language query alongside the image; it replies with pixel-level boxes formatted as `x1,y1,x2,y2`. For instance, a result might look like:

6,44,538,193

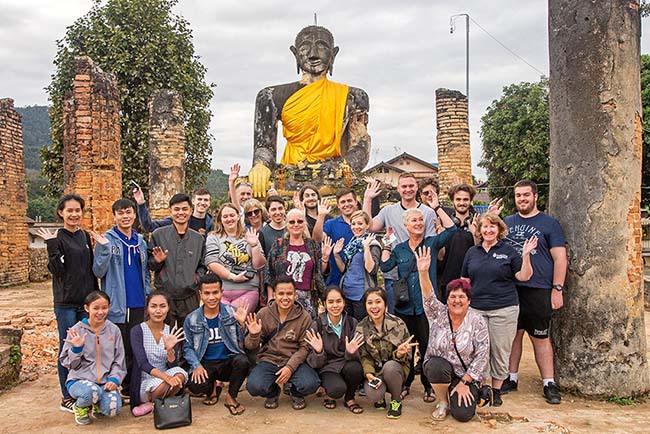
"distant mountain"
16,105,50,170
205,168,230,200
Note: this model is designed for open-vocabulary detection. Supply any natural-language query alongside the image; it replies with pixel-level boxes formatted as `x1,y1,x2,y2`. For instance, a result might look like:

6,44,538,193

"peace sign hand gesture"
163,325,185,351
304,329,323,353
396,335,417,358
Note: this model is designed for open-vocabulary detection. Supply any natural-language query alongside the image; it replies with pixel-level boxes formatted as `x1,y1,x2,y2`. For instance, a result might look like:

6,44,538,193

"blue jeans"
246,361,320,398
384,278,396,314
55,307,87,400
67,380,122,416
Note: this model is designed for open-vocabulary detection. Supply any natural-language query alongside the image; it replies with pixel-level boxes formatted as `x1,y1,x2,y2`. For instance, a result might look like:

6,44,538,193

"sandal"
264,396,279,409
399,386,410,400
224,402,245,416
291,396,306,410
423,388,436,403
323,398,336,409
344,400,364,414
203,395,219,406
431,402,449,421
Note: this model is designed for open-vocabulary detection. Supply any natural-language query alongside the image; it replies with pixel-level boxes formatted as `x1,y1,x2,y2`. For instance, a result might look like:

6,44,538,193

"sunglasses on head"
288,219,305,225
245,209,261,217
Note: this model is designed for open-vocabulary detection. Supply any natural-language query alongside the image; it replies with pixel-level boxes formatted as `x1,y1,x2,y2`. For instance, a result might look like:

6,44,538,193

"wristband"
461,378,473,386
552,284,564,292
250,243,259,248
433,205,441,212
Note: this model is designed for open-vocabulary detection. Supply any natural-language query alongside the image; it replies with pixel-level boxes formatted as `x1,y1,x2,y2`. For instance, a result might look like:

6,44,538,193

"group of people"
38,168,567,425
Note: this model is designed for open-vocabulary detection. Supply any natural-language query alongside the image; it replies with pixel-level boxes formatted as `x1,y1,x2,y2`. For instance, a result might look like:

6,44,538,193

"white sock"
543,378,555,387
509,372,519,382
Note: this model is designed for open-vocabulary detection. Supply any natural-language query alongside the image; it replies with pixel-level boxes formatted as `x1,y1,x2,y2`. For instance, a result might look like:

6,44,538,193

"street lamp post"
450,13,469,101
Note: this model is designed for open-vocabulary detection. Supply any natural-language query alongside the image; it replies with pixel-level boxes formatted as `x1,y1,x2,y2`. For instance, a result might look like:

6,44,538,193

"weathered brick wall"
28,247,49,282
435,89,472,196
0,326,22,387
63,56,122,234
148,89,185,219
0,98,29,287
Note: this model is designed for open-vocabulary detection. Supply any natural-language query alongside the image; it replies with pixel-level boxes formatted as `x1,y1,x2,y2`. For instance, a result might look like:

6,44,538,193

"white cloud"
1,0,649,181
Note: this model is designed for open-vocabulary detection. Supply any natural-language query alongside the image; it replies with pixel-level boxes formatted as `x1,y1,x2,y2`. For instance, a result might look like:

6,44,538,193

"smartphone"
130,180,141,190
368,378,382,389
382,232,397,247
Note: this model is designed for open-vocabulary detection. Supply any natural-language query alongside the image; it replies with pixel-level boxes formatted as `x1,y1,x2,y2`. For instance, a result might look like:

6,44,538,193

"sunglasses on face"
421,191,434,196
288,219,305,225
245,209,261,217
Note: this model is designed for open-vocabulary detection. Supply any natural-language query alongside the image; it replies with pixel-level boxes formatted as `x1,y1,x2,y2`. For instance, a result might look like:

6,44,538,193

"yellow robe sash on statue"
280,77,349,166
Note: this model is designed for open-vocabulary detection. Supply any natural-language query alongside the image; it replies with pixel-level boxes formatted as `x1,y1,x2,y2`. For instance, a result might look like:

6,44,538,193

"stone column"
148,90,185,220
435,89,472,196
549,0,648,395
63,56,122,234
0,99,29,287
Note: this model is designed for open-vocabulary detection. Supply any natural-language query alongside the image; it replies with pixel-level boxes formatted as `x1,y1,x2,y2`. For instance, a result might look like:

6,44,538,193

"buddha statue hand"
248,161,272,198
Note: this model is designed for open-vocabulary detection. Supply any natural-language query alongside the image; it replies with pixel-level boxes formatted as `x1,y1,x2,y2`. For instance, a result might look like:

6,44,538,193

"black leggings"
186,354,250,399
396,312,431,391
424,356,479,423
319,360,364,401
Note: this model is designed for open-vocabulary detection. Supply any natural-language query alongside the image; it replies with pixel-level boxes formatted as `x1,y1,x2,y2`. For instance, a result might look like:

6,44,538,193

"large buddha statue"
248,25,371,196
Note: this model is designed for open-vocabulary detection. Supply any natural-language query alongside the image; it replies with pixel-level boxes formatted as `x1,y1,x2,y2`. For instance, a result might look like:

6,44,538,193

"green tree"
41,0,213,198
641,54,650,208
479,79,550,213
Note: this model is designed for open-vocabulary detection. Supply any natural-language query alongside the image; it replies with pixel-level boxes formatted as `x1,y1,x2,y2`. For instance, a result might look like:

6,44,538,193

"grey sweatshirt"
59,319,126,386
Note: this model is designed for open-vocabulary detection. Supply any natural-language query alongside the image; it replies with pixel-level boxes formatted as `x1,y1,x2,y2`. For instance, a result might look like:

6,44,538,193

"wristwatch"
552,284,564,292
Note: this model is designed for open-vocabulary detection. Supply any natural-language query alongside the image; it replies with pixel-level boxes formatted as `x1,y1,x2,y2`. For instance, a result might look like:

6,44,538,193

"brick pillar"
0,98,29,287
63,56,122,234
148,90,185,220
435,89,472,195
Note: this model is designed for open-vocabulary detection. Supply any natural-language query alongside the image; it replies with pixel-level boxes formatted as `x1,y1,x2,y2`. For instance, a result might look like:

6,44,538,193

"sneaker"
73,403,92,425
132,402,154,417
492,388,503,407
500,377,518,394
374,399,386,410
543,382,562,404
386,400,402,419
90,403,103,418
60,398,75,413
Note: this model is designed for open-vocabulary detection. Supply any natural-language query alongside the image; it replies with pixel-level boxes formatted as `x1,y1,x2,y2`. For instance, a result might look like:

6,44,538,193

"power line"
468,17,546,76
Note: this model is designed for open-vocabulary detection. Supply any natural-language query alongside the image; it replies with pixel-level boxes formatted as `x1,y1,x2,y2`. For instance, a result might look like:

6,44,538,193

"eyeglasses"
421,191,434,196
245,209,261,217
287,219,305,225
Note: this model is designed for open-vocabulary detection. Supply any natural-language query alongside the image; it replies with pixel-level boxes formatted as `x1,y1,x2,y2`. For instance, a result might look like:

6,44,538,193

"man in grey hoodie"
148,194,207,328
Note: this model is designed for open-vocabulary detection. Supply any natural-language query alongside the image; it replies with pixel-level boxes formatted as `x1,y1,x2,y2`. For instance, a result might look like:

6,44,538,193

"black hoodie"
46,228,99,308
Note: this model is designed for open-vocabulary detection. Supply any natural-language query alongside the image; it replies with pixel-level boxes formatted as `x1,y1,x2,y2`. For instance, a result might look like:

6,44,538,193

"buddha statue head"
290,25,339,76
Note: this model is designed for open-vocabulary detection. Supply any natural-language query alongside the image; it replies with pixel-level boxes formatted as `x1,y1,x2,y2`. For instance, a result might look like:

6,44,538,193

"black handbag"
153,387,192,430
393,255,418,307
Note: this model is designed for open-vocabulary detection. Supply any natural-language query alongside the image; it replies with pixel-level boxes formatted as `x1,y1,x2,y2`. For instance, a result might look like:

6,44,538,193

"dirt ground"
0,282,649,434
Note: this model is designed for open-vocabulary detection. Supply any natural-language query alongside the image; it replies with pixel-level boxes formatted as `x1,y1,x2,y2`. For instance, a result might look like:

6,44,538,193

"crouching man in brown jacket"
245,275,320,410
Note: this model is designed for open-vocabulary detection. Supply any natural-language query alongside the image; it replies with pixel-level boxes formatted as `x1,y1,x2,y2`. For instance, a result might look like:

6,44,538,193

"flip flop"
224,402,245,416
203,395,219,406
399,386,410,400
431,402,449,421
323,398,336,409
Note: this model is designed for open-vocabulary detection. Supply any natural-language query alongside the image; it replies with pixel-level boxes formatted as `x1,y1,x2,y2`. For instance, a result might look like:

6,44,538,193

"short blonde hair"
476,212,508,241
350,210,370,225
